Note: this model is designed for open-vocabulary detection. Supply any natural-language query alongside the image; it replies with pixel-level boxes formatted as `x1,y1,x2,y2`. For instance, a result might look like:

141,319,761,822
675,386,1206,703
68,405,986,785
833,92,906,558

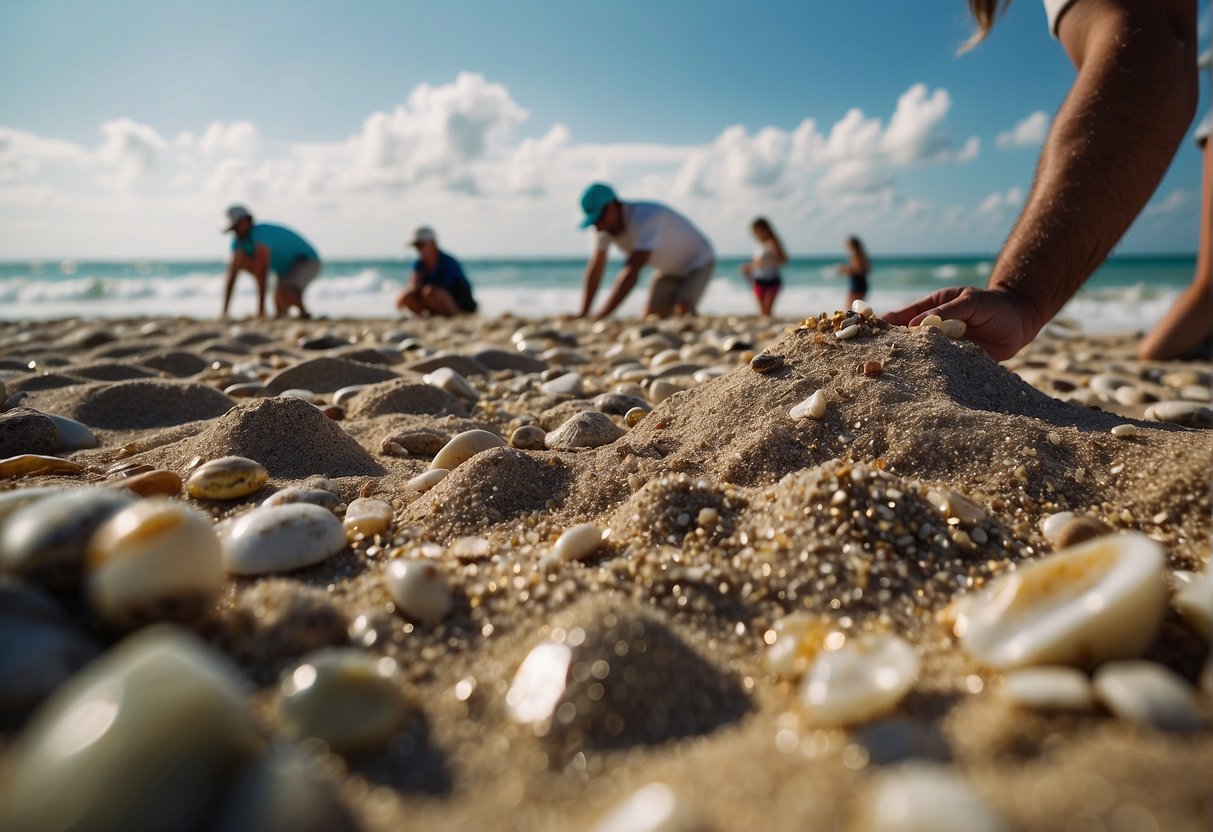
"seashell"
956,532,1167,669
332,384,371,406
108,468,183,498
851,299,873,317
764,613,838,680
342,497,393,539
0,625,258,832
1,487,136,593
510,425,547,450
45,414,99,451
1173,571,1213,640
999,666,1094,711
275,649,412,752
553,523,605,562
919,314,943,329
262,486,342,511
423,366,478,401
789,390,827,420
624,407,647,428
407,468,448,494
852,764,1010,832
385,559,453,622
1144,400,1213,428
1092,660,1206,731
506,641,573,724
1039,511,1073,545
544,411,625,450
749,353,784,373
220,503,348,575
1051,516,1111,550
186,455,269,500
590,783,708,832
430,429,506,471
86,499,225,627
0,454,84,478
940,318,967,339
540,372,584,396
835,323,861,340
799,633,919,726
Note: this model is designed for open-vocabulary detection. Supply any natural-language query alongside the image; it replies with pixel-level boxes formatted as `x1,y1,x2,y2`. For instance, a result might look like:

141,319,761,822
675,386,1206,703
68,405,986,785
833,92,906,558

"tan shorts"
279,258,322,293
647,259,715,315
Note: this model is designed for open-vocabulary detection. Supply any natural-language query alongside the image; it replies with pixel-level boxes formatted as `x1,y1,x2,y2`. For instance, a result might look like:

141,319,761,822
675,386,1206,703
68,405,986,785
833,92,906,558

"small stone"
749,353,784,373
853,764,1010,832
799,633,919,727
1000,666,1094,711
545,411,625,450
342,497,393,539
430,429,506,471
185,456,269,501
407,469,448,494
220,504,348,575
625,407,648,428
835,324,860,340
920,314,943,329
940,319,967,339
385,559,453,622
1093,661,1206,730
789,390,827,420
553,523,605,561
1111,424,1137,438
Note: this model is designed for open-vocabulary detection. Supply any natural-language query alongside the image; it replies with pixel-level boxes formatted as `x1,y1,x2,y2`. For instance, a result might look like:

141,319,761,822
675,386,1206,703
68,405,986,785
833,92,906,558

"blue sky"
0,0,1207,258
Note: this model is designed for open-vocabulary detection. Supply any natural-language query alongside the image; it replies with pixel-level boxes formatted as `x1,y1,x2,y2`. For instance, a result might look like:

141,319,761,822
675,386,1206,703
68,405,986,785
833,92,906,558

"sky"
0,0,1208,260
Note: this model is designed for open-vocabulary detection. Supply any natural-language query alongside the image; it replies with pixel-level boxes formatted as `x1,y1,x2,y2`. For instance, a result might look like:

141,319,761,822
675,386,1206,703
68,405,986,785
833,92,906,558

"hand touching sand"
884,286,1044,362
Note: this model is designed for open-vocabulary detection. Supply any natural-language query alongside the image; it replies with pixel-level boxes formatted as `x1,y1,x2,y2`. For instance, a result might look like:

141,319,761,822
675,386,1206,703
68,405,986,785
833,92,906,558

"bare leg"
758,288,777,317
845,291,863,311
1138,141,1213,361
275,284,309,319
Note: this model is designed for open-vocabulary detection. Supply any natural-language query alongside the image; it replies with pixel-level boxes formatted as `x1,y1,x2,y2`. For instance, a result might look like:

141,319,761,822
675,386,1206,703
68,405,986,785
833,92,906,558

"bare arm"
579,249,608,318
594,249,651,320
888,0,1197,359
250,243,270,318
221,256,240,318
395,270,423,310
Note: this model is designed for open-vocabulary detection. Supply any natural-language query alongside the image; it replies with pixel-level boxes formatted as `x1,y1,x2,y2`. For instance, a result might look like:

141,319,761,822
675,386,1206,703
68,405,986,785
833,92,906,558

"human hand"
884,286,1044,361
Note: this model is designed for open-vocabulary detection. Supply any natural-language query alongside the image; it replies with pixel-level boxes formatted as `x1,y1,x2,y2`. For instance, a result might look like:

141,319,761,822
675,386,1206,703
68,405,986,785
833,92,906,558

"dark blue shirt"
413,251,477,312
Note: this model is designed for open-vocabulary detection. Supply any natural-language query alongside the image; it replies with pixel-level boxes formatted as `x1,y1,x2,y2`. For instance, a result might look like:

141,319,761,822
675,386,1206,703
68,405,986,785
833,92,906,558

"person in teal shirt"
221,205,322,318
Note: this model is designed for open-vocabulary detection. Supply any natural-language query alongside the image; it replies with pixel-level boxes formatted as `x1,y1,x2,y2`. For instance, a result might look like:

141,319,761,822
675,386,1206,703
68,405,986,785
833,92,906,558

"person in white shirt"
888,0,1200,361
575,183,716,320
741,217,789,317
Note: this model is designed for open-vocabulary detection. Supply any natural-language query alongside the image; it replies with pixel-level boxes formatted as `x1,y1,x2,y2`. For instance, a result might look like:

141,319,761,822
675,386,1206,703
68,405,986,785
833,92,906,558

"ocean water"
0,254,1195,334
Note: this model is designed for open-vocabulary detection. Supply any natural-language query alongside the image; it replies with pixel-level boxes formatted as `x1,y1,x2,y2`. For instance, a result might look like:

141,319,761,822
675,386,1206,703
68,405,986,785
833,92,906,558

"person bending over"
222,205,321,319
395,226,478,317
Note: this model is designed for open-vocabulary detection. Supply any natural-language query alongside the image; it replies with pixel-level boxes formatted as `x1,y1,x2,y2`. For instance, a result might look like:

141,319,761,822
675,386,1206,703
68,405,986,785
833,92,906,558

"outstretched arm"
888,0,1198,360
221,256,240,318
250,243,270,318
578,249,608,318
594,249,651,321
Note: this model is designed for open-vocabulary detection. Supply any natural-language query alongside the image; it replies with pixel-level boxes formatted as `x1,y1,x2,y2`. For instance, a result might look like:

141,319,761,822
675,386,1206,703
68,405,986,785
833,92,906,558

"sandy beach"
0,311,1211,831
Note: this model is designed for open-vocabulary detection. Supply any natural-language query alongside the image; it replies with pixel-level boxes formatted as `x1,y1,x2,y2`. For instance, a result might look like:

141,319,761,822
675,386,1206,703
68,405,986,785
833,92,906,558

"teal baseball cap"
578,182,616,228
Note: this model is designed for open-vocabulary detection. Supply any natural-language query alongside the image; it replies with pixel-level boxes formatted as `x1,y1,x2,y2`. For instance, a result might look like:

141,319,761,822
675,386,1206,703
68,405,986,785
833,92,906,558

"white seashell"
407,468,448,494
1039,511,1074,545
1173,571,1213,640
852,764,1010,832
544,411,625,450
789,390,827,420
186,456,269,500
220,503,347,575
553,523,604,561
591,783,707,832
87,500,224,627
385,559,453,622
423,366,478,401
940,318,967,339
835,323,860,340
851,299,873,317
1092,660,1206,730
765,613,836,680
956,532,1167,669
0,626,257,832
332,384,371,406
919,314,943,329
1000,666,1094,711
430,429,506,471
540,372,583,396
1110,423,1137,438
506,641,573,724
44,414,98,451
275,648,411,752
342,497,393,539
798,633,919,726
1145,400,1213,428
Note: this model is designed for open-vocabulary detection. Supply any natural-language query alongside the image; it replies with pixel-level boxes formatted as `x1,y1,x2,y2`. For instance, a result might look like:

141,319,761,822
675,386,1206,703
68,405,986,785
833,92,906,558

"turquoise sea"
0,254,1195,333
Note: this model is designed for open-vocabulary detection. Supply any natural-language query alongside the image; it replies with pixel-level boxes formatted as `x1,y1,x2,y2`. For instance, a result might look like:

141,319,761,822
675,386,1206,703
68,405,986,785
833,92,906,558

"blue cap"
578,182,616,228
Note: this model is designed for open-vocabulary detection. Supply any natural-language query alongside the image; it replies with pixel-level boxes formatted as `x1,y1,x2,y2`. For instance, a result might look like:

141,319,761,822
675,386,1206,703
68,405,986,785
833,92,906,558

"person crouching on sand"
221,205,321,319
836,235,871,311
742,217,788,317
395,226,478,317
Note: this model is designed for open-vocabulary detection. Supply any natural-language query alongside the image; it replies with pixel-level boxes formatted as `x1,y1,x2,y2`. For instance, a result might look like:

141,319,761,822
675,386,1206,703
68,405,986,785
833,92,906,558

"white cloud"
996,111,1050,149
977,185,1025,216
0,126,88,183
94,118,168,189
1143,189,1192,216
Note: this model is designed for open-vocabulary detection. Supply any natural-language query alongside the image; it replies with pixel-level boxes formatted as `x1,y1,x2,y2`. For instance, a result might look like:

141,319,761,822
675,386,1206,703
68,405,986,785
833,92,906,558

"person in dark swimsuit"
836,235,870,310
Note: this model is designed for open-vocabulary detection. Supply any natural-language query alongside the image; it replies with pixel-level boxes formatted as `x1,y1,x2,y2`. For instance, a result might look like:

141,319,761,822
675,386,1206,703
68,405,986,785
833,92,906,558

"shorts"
752,276,782,300
848,274,869,296
448,280,478,314
648,259,715,314
279,258,321,293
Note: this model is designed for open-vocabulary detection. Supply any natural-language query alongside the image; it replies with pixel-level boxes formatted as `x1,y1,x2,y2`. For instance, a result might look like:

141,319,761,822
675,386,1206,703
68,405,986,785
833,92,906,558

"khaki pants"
647,259,715,315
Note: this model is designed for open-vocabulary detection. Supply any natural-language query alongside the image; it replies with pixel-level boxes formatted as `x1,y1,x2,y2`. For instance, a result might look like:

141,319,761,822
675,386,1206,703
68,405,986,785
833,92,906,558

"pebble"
749,353,784,373
109,468,184,498
44,414,99,451
625,407,648,428
940,319,967,339
423,366,479,401
385,559,453,622
86,499,225,627
648,379,685,404
553,523,605,562
851,299,873,317
919,314,943,329
0,407,60,457
430,429,506,471
852,764,1010,832
789,390,827,420
1000,666,1094,711
1173,571,1213,640
540,372,584,396
765,613,835,680
1145,400,1213,428
799,633,919,726
185,456,269,500
220,503,348,575
262,486,343,511
407,468,449,494
342,497,394,539
956,532,1167,669
835,323,861,340
0,625,258,832
0,454,84,478
1092,661,1206,730
332,384,371,406
590,783,709,832
275,649,412,752
594,392,650,415
389,429,448,456
510,424,547,450
223,382,268,399
544,411,625,450
1110,423,1137,438
0,486,65,523
278,388,319,403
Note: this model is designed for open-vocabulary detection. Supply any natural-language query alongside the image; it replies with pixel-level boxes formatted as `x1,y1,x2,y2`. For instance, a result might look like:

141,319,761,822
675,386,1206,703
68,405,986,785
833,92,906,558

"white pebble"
540,372,583,397
423,367,478,401
506,641,572,724
799,633,919,726
430,429,505,472
852,764,1010,832
851,299,873,317
835,323,860,340
342,497,393,539
408,469,448,494
1039,511,1074,545
385,559,452,622
591,783,706,832
789,390,827,420
220,504,347,575
553,523,605,562
1000,666,1094,711
1093,661,1206,730
1173,571,1213,641
1110,424,1137,438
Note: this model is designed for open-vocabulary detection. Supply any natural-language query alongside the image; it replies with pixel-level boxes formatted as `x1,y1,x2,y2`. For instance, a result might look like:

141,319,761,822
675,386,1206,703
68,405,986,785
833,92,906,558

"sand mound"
137,351,210,377
347,380,468,419
405,354,492,377
63,362,155,382
265,357,400,395
147,396,385,479
65,380,235,429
